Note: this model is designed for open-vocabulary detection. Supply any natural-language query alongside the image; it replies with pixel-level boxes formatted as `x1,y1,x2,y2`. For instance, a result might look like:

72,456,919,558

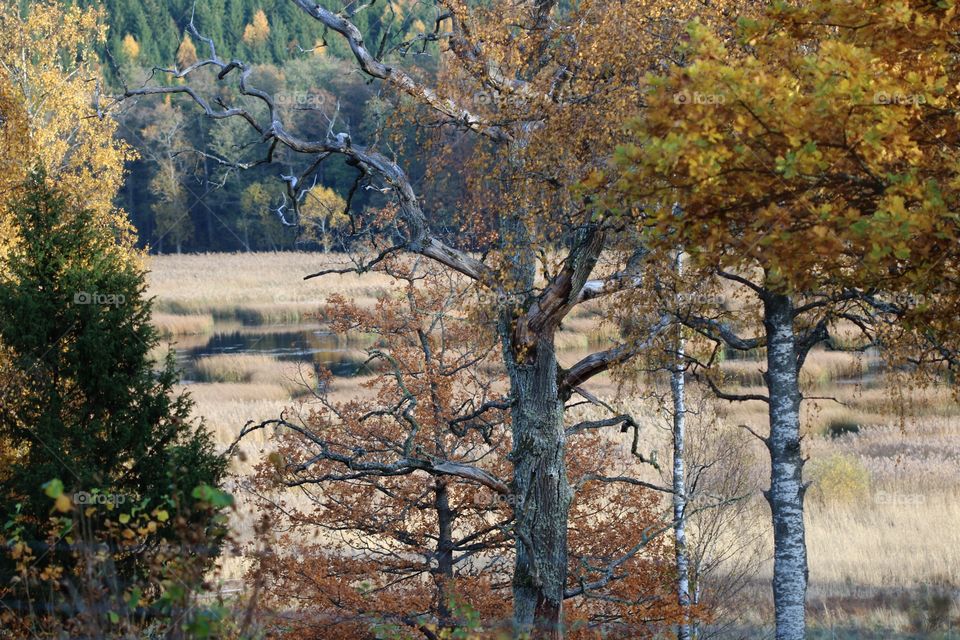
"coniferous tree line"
62,0,454,253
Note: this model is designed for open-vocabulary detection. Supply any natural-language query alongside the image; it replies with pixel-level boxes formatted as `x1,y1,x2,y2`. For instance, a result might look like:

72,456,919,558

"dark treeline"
62,0,451,253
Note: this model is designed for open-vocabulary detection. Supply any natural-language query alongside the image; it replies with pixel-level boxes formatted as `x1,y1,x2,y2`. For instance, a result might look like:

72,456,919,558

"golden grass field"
147,252,960,637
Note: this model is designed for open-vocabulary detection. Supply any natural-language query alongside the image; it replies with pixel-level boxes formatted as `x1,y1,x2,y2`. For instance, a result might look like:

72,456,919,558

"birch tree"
604,2,960,637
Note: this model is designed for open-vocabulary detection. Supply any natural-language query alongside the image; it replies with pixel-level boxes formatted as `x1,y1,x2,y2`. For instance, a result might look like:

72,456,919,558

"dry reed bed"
151,312,216,337
147,252,396,328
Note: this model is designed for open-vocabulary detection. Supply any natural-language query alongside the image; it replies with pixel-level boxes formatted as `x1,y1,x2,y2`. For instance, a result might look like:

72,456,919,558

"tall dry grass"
147,253,960,635
147,252,396,326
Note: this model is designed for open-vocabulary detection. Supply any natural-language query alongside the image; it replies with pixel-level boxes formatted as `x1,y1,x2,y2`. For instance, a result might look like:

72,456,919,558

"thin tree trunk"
435,477,455,628
506,338,570,639
672,253,692,640
762,292,807,640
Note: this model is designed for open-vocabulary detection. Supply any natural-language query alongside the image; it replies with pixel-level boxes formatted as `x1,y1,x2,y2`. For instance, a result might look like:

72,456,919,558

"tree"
238,260,686,638
668,251,693,640
121,33,141,61
296,183,348,252
603,2,960,637
0,0,146,556
149,156,195,253
0,67,29,262
242,262,515,637
0,1,136,267
242,9,271,48
119,2,753,636
176,33,198,68
0,169,226,589
139,100,196,253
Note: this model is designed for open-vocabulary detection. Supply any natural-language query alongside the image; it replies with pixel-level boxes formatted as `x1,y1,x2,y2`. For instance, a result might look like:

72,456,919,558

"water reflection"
169,328,372,382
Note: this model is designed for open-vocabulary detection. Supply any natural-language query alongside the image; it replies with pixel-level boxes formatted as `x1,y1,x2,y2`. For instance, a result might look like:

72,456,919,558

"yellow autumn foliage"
121,33,140,60
242,9,271,47
177,33,199,68
0,1,138,269
0,2,141,474
807,454,871,504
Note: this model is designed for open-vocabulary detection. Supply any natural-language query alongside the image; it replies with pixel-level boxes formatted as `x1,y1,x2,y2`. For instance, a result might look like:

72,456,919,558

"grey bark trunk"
507,338,571,639
762,292,807,640
672,324,692,640
672,250,692,640
435,477,454,627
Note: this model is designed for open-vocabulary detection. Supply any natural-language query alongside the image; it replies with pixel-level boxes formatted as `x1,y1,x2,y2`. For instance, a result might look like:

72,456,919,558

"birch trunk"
672,322,692,640
672,249,692,640
762,292,807,640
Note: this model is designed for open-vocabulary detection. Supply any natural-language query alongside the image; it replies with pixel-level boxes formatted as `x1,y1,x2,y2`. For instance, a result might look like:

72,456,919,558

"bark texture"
762,292,807,640
506,338,571,639
672,331,692,640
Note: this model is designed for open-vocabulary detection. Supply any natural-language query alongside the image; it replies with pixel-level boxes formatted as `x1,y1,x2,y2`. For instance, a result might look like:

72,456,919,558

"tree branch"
558,313,671,396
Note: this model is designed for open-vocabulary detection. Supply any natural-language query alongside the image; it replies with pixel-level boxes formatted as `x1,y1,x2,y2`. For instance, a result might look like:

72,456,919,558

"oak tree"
119,1,755,635
239,261,686,638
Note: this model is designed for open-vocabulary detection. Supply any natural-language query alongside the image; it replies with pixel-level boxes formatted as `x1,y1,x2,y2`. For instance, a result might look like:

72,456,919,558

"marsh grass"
718,348,869,388
151,312,216,336
147,252,395,327
148,253,960,634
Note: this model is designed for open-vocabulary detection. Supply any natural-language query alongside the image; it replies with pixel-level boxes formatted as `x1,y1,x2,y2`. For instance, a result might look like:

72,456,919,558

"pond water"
171,327,372,383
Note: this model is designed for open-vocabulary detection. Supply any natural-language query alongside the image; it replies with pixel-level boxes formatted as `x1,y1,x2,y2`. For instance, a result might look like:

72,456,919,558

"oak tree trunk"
435,477,455,627
506,338,571,639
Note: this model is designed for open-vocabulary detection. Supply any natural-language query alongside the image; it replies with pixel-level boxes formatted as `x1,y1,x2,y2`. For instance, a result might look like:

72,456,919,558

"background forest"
75,0,444,253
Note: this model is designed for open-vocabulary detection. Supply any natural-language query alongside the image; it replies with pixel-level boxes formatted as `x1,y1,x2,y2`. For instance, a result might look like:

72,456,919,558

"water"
170,327,372,382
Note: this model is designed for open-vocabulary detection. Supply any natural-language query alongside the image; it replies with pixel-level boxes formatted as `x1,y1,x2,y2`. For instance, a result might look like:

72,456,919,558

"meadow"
147,252,960,637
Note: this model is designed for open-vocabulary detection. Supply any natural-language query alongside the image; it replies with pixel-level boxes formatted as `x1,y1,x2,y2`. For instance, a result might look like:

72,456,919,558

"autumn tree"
242,9,271,48
118,1,756,636
0,0,143,523
136,98,206,254
177,33,199,69
236,260,689,638
296,183,348,252
240,262,515,637
603,2,960,638
0,0,136,265
121,33,140,61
